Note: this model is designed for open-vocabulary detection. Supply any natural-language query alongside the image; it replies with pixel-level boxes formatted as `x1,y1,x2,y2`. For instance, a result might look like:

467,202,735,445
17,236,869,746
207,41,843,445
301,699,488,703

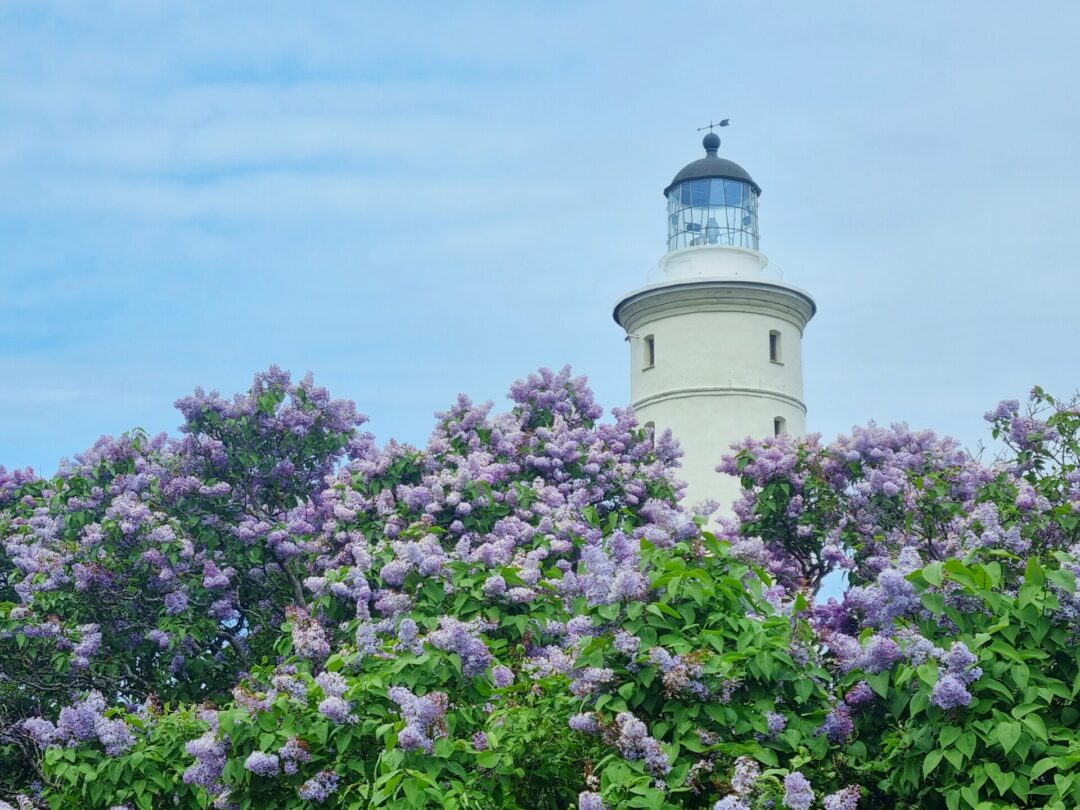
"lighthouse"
614,129,816,512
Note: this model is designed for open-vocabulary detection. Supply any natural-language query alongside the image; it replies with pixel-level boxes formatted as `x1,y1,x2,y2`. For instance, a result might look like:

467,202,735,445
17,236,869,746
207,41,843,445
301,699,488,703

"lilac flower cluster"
930,642,981,710
843,682,874,706
764,711,787,737
569,713,599,734
823,785,861,809
648,647,708,699
297,771,339,803
730,756,760,796
388,687,449,754
182,713,229,796
243,751,280,777
818,702,854,743
314,669,357,724
278,735,312,775
610,712,670,778
287,606,331,659
425,617,494,677
782,771,815,810
22,691,134,757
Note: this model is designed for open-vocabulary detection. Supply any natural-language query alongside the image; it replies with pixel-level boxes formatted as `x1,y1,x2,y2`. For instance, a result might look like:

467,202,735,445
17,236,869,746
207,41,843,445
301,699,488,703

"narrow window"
643,335,655,369
769,330,782,363
774,417,787,437
644,421,656,449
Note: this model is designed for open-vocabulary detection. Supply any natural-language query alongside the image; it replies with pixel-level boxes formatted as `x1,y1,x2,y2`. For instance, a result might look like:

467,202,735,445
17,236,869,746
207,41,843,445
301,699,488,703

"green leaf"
1011,664,1031,691
939,726,962,748
1022,713,1048,741
922,563,944,586
997,721,1022,755
867,669,891,698
921,592,946,615
943,748,965,770
985,762,1015,795
1024,557,1046,588
956,731,977,759
1031,757,1058,780
1047,567,1076,595
909,690,930,716
923,749,944,777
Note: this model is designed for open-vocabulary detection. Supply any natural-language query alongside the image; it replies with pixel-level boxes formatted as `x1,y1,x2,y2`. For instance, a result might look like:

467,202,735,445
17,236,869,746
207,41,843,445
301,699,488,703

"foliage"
2,372,1080,810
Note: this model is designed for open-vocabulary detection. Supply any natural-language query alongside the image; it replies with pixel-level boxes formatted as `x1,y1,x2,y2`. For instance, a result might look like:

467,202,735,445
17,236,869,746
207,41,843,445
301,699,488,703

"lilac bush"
3,371,1080,809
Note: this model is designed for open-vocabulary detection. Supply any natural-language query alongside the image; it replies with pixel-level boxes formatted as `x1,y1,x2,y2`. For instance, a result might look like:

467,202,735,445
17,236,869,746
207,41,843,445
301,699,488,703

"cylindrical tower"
614,131,816,512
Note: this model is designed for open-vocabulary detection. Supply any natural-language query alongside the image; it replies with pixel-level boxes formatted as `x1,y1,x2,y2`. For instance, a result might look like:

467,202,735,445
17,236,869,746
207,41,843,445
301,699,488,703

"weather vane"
697,119,730,132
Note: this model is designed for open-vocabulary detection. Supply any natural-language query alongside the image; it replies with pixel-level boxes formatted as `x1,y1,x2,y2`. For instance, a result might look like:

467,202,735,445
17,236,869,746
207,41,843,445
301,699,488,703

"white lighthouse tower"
614,128,816,512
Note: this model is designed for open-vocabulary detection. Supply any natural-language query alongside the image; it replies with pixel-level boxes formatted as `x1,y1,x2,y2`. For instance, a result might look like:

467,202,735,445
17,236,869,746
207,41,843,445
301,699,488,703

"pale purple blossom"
782,772,815,810
244,751,280,777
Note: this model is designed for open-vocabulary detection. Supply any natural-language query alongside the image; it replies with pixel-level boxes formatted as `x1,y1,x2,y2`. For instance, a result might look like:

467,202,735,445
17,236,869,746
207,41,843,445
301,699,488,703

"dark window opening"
769,330,782,363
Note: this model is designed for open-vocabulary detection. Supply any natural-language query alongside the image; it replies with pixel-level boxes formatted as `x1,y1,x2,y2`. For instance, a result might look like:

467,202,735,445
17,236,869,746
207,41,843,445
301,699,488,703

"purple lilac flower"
937,641,982,684
164,591,189,614
714,799,751,810
287,606,330,659
315,670,348,698
782,771,815,810
731,756,760,796
823,786,861,810
844,682,874,706
146,629,171,648
819,703,854,743
94,716,136,756
57,691,106,741
613,630,641,657
71,624,102,669
183,730,229,791
22,717,62,747
569,713,599,734
201,560,232,590
861,635,902,673
492,665,514,688
579,792,605,810
472,731,488,751
896,630,940,666
930,674,972,710
426,617,493,677
297,771,340,803
271,666,309,701
482,575,507,597
613,712,670,777
569,667,615,698
396,617,423,654
388,686,448,753
940,641,976,672
244,751,280,777
278,736,311,775
765,711,787,737
318,696,357,724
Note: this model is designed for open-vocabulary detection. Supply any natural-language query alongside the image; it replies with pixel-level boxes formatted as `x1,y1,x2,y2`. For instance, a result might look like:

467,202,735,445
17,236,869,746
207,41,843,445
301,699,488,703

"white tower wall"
615,245,815,512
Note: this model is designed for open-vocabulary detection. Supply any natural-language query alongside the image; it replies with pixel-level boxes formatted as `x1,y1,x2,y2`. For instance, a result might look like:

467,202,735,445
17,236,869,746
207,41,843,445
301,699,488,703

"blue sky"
2,1,1080,478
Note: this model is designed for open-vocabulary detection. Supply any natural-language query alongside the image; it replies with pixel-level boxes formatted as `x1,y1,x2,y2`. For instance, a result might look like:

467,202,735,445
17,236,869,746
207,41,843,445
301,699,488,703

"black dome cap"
664,133,761,197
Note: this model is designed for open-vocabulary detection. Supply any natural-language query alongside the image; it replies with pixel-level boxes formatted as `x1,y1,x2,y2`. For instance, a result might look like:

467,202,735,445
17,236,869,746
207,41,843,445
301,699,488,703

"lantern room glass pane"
709,179,725,205
665,178,759,251
689,180,710,206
